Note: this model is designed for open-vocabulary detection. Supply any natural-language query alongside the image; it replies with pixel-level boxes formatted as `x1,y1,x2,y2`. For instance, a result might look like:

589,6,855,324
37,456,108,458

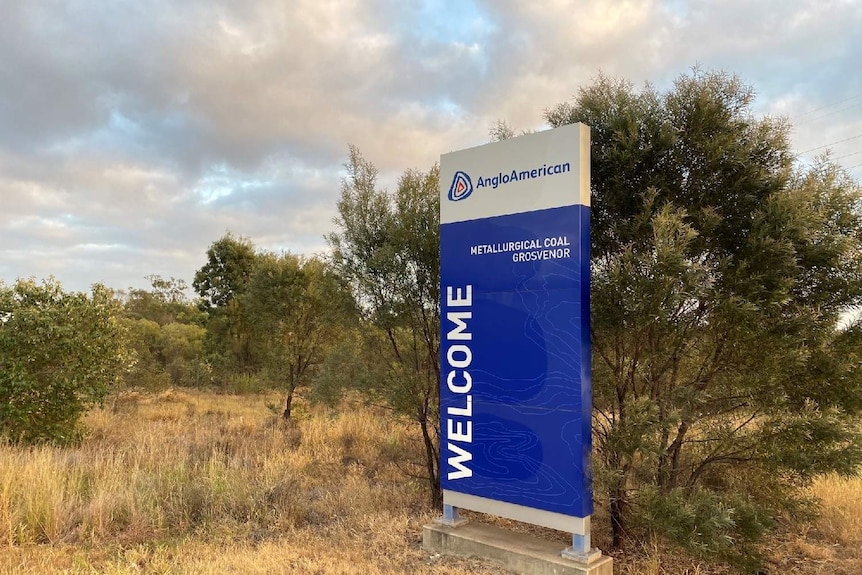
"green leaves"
635,486,771,571
242,253,351,418
193,233,260,374
548,69,862,564
0,279,124,444
325,147,443,503
193,233,256,311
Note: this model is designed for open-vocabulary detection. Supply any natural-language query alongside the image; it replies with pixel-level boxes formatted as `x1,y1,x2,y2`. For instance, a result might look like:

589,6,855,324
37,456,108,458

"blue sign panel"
439,123,592,528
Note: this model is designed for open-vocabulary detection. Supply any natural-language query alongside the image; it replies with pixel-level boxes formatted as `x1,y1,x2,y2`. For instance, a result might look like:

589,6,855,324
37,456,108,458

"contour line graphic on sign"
440,205,590,516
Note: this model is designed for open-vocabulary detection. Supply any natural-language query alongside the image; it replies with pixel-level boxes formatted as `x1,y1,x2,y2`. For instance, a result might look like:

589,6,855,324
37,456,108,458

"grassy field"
0,388,859,574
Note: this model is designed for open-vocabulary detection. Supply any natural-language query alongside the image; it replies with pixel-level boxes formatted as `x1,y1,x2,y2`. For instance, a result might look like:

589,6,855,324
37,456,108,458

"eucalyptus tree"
243,253,351,419
193,233,258,374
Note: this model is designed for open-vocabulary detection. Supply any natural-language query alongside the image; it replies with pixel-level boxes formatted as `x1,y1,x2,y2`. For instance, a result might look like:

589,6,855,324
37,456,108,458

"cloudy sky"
1,0,861,295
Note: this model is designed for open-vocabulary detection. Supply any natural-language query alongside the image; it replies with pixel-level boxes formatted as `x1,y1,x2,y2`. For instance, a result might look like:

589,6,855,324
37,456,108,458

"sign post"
438,123,598,561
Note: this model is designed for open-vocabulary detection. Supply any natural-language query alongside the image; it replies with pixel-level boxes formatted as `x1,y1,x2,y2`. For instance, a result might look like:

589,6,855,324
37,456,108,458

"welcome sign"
439,123,592,535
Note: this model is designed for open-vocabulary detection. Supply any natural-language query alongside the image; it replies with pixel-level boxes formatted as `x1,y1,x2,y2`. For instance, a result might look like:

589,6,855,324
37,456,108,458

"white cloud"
0,0,860,292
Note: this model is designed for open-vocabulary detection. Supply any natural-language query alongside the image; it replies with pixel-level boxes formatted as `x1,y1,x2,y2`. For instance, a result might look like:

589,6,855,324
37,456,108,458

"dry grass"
0,389,501,574
0,388,860,575
758,474,862,575
810,473,862,546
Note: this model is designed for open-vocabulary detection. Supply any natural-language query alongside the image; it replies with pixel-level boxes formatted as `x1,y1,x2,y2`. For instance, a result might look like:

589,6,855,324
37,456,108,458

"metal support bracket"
435,504,469,527
561,532,603,564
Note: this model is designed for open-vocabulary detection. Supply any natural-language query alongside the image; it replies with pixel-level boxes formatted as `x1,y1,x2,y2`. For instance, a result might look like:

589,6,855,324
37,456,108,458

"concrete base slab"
423,522,613,575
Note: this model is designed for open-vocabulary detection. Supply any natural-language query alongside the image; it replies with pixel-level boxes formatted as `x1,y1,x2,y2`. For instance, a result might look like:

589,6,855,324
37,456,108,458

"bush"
0,279,124,443
634,486,773,571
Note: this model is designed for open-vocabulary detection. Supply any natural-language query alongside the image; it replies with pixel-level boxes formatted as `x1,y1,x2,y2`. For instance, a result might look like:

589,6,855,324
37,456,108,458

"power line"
796,101,862,127
795,93,862,119
799,133,862,155
835,149,862,161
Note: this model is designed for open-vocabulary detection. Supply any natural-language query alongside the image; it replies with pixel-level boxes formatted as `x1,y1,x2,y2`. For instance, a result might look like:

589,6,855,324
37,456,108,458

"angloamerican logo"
446,161,571,201
448,171,473,201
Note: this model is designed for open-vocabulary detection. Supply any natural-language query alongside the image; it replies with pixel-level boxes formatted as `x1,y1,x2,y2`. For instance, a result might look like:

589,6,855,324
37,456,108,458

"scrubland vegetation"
0,388,859,574
3,69,862,573
0,389,456,574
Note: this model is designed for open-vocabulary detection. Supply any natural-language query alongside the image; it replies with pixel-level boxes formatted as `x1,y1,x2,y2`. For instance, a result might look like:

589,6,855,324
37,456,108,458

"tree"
124,275,204,327
243,253,351,419
121,275,208,389
193,234,256,310
160,322,208,386
325,146,443,504
545,70,862,566
121,317,172,389
193,233,258,374
0,279,125,443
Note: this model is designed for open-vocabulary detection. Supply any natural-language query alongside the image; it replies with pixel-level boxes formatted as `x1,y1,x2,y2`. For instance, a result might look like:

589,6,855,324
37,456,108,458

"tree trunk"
419,409,442,507
283,390,293,420
610,485,627,549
